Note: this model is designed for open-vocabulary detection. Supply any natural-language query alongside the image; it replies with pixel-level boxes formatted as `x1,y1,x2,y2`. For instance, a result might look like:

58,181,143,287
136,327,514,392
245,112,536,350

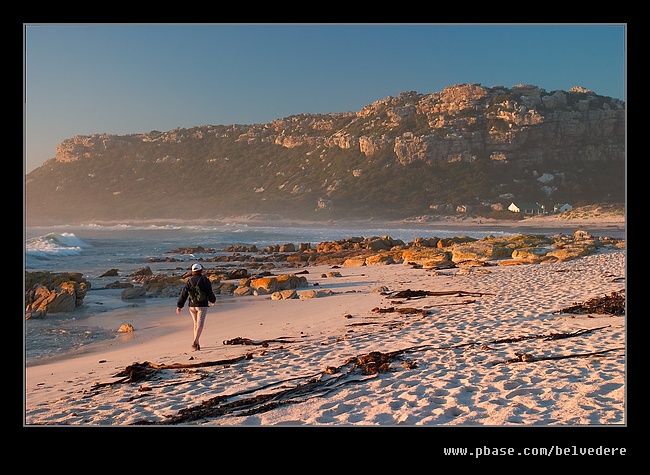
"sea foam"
25,232,91,260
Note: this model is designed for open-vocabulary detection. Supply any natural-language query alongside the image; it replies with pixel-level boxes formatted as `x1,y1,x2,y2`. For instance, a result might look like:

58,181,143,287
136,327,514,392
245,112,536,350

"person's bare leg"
189,307,207,350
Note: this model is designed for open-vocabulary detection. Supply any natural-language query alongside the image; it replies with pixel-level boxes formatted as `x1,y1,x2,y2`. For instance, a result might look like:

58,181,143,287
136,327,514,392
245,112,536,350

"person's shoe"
192,343,200,351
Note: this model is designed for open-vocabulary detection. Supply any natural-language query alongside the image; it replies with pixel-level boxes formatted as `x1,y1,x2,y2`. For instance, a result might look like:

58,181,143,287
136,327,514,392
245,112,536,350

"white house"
508,202,545,215
553,203,573,213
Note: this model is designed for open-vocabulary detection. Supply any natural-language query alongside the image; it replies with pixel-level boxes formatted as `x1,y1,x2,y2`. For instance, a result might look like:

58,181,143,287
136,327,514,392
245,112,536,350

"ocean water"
26,220,612,364
25,221,524,278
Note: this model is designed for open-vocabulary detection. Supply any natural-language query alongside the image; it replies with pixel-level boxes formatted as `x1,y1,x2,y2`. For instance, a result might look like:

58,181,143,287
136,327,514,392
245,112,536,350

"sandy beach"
25,245,626,429
23,211,629,465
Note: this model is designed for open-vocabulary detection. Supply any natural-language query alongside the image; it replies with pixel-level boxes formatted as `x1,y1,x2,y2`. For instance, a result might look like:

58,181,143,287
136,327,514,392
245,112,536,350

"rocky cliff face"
26,83,625,224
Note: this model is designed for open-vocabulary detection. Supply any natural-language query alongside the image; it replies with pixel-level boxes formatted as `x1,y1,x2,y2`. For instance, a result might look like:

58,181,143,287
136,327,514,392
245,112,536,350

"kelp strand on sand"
553,289,625,316
85,287,626,425
84,324,620,425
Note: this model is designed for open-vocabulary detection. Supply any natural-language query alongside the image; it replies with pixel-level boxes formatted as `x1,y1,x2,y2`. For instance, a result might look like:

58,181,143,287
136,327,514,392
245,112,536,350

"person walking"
176,263,217,351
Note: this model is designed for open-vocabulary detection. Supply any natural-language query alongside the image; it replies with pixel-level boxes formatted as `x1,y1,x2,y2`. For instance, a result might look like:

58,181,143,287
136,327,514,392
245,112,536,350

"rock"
121,286,146,299
249,277,278,294
131,266,153,276
117,323,135,333
105,281,134,289
343,257,366,267
574,229,592,240
24,231,624,319
401,248,453,268
271,290,298,300
25,272,90,319
100,269,119,277
299,289,334,299
365,254,397,266
26,284,76,317
233,286,253,296
276,274,308,289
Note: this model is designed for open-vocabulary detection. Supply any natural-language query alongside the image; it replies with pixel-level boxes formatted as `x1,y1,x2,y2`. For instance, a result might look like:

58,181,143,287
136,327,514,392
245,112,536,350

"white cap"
191,263,203,272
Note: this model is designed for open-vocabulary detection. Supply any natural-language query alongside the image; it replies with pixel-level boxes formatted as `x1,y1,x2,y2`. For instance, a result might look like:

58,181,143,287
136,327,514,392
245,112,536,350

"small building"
553,203,573,213
508,202,545,215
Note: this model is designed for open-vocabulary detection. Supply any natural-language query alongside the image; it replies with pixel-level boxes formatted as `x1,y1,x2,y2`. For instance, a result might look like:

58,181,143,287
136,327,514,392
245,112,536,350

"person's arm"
205,276,217,305
177,281,189,311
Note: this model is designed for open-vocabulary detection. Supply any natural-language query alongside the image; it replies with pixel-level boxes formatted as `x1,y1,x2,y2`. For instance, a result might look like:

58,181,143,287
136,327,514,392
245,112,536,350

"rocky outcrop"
270,84,624,165
235,273,309,296
25,271,90,319
25,231,624,318
25,84,624,224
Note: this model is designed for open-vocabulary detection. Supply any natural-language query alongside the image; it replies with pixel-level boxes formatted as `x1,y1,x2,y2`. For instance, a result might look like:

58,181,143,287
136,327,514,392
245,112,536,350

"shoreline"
25,221,626,366
25,249,626,426
26,213,626,238
25,294,176,367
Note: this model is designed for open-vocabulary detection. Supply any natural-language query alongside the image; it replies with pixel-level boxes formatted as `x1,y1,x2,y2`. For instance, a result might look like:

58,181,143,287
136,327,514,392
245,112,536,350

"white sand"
25,247,626,428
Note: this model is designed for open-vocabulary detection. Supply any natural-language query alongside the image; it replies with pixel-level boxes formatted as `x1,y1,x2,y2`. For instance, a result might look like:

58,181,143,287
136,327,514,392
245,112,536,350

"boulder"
25,272,90,319
343,257,366,267
271,290,299,300
117,323,135,333
299,289,334,299
100,268,119,277
401,248,453,268
276,274,308,290
249,277,279,294
365,254,397,266
121,286,147,299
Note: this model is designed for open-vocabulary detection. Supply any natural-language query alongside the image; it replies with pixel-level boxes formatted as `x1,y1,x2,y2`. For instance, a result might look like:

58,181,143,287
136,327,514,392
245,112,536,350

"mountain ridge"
25,83,625,226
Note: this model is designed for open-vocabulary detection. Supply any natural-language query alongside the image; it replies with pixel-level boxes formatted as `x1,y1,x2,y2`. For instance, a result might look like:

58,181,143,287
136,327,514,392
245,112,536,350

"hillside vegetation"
25,83,625,225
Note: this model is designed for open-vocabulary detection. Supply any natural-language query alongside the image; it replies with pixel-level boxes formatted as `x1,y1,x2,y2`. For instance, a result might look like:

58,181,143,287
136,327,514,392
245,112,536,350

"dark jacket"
177,273,217,308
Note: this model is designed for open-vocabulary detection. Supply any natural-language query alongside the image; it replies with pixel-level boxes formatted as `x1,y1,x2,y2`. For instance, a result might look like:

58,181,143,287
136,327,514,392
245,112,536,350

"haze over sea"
24,220,623,364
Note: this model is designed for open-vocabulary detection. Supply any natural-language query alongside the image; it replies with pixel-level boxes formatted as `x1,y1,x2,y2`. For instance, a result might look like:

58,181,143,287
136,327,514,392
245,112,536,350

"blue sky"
24,23,626,173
